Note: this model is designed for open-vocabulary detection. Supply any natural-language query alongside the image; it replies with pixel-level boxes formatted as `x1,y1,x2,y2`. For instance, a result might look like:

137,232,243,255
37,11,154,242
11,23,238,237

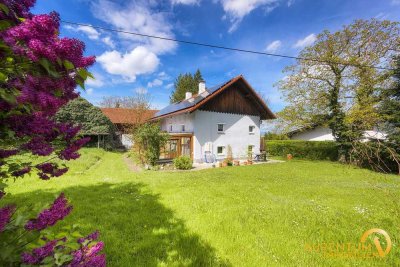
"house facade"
151,75,276,162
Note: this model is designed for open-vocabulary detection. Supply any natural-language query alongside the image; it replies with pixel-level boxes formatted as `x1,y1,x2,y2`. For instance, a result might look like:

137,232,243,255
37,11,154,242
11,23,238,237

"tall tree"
170,69,203,103
277,19,399,158
380,57,400,149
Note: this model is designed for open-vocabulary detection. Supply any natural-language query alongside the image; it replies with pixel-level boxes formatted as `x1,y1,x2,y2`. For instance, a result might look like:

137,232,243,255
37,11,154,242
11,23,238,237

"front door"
168,139,179,159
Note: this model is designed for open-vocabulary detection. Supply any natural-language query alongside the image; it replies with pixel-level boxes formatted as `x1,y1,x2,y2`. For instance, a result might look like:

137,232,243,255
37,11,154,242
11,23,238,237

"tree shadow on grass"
10,182,231,267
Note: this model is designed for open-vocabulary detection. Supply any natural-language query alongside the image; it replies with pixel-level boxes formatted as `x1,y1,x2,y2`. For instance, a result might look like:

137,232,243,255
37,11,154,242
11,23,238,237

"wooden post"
97,134,100,148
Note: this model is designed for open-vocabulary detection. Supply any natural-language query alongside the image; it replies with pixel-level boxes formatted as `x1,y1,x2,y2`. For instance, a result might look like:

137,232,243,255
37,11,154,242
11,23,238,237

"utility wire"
61,20,395,71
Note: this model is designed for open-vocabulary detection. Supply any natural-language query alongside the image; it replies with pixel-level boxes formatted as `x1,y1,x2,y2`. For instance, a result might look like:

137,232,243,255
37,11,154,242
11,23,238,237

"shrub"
266,140,338,161
349,141,399,174
173,156,193,170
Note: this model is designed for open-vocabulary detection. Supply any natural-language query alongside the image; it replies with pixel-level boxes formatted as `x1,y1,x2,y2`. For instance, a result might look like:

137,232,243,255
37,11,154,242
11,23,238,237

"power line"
61,20,395,71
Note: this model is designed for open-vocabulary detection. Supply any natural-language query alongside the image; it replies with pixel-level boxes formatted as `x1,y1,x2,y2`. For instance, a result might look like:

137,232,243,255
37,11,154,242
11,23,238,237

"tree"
170,69,203,103
277,19,399,159
380,57,400,149
56,97,116,148
56,97,114,136
132,123,169,166
0,1,104,265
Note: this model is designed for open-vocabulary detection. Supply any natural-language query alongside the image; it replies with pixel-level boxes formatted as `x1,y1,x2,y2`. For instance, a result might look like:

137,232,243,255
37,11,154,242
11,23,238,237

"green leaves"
39,58,60,78
0,3,10,15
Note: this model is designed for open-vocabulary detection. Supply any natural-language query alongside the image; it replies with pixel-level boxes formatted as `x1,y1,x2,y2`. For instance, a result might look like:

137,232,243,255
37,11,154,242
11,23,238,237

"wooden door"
168,139,179,159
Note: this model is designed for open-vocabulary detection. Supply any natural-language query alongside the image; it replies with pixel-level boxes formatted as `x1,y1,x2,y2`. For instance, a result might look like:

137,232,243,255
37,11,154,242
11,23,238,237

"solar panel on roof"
154,78,235,118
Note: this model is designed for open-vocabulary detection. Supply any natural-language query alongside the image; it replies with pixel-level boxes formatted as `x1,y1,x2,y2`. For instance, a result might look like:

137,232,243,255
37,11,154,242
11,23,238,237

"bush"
173,156,193,170
266,140,338,161
349,141,399,174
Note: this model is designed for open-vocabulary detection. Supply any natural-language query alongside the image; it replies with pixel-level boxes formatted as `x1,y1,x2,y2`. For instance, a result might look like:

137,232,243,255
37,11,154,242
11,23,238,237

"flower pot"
287,154,293,160
222,162,228,167
218,162,223,168
247,160,253,165
234,160,240,166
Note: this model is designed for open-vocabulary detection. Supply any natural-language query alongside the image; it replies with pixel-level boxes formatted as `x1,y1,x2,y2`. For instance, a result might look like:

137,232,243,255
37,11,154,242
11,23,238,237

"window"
217,123,225,133
181,124,185,132
217,146,225,155
169,124,173,132
249,125,255,134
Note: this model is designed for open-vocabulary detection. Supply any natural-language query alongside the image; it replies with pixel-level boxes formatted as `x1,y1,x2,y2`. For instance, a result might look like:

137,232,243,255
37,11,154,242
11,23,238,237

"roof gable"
152,75,275,120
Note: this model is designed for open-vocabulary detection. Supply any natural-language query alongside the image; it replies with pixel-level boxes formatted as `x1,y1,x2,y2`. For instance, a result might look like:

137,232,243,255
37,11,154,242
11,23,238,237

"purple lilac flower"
0,149,18,159
0,205,15,232
12,166,31,177
25,193,72,231
36,163,69,180
69,242,105,267
78,230,99,244
21,240,57,265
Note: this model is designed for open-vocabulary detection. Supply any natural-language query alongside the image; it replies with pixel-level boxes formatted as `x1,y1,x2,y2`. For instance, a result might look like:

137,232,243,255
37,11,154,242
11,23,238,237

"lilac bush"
0,0,105,265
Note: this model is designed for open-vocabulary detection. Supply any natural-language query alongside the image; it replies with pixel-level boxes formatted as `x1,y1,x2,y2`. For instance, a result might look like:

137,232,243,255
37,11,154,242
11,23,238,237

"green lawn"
4,149,400,266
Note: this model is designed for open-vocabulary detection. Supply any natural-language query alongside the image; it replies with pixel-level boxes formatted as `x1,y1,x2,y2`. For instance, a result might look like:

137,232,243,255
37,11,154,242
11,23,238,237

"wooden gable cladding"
199,82,262,117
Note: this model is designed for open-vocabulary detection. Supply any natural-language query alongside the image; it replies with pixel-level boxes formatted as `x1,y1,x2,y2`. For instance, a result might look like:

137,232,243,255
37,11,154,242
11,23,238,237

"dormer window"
169,124,173,132
181,125,185,132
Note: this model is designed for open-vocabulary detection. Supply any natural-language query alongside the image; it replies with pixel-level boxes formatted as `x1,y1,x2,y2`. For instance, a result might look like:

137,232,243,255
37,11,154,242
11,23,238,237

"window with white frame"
249,125,255,134
181,124,185,132
217,146,225,155
217,123,225,133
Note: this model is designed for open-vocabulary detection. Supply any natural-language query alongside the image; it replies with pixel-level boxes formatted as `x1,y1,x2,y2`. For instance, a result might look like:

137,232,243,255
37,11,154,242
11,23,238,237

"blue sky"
32,0,400,112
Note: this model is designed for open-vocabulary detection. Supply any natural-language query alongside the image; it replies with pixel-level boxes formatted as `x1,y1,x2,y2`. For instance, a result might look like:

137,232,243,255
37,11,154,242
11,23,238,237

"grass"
4,148,400,266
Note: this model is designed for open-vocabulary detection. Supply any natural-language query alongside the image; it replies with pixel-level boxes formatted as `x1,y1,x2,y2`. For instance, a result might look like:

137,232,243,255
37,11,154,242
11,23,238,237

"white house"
150,75,276,162
288,125,387,142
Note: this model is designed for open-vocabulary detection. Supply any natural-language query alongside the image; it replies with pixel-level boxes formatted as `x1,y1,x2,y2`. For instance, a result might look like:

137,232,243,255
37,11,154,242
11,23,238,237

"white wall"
193,110,261,161
291,126,334,141
290,126,387,142
160,113,194,133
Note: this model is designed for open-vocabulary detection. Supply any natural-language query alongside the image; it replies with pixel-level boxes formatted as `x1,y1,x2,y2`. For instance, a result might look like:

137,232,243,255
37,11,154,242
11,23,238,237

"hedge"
266,140,339,161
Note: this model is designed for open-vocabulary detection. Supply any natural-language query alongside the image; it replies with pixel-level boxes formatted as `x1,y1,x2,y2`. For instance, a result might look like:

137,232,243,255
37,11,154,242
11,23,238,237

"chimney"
198,80,206,94
185,92,192,100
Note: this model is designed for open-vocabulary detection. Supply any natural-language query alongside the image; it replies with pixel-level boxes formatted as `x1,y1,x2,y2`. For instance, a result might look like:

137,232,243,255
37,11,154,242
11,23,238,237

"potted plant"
218,161,223,168
287,154,293,160
233,160,240,166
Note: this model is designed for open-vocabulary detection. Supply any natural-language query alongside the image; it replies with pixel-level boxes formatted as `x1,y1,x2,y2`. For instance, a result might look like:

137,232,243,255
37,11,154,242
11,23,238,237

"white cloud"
287,0,295,7
64,25,100,40
86,72,105,87
135,87,148,94
147,78,163,88
293,33,317,48
171,0,200,5
86,88,94,95
157,71,171,80
265,40,281,53
101,36,115,48
92,0,176,55
97,46,159,81
166,83,174,89
392,0,400,5
218,0,279,33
